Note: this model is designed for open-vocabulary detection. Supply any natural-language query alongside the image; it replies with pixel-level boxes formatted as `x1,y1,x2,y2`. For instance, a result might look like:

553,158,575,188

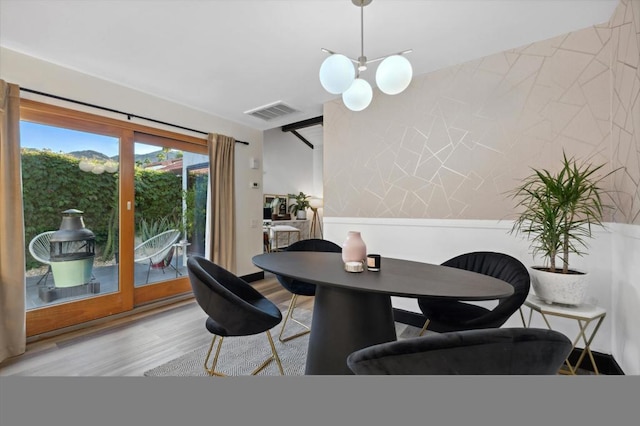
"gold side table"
520,294,606,375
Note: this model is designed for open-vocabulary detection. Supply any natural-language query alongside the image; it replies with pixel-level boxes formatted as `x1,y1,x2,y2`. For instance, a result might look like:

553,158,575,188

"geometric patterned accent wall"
611,0,640,224
325,0,639,225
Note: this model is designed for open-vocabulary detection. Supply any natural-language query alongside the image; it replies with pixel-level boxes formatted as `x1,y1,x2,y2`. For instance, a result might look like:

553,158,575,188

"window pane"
133,142,208,287
22,121,120,309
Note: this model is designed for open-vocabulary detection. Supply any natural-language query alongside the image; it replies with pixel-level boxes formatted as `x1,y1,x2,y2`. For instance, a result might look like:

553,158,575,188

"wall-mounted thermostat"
250,182,260,189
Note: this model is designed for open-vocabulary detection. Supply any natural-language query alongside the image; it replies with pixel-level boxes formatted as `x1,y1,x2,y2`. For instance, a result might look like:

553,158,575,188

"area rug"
143,309,423,376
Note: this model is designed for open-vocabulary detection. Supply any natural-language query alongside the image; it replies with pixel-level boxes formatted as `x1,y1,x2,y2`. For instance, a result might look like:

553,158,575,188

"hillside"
67,149,181,163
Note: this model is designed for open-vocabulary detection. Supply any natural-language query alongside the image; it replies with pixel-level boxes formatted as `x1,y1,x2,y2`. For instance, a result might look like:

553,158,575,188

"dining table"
252,251,514,375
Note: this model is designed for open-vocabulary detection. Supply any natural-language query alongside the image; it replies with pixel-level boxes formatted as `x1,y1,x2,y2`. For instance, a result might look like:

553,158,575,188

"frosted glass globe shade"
375,55,413,95
342,78,373,112
319,54,355,94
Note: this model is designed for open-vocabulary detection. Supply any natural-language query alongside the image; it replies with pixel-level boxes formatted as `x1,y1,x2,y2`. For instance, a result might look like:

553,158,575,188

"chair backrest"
134,229,181,264
187,255,282,336
276,239,342,295
418,251,530,330
28,231,55,265
441,251,530,304
285,238,342,253
347,327,572,375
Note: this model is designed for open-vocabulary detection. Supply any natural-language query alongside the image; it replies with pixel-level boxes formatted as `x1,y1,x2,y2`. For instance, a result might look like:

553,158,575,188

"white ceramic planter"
529,266,588,306
296,210,307,220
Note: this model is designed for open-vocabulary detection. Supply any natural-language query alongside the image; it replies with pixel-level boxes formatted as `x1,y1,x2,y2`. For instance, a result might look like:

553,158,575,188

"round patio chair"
134,229,181,283
28,231,55,286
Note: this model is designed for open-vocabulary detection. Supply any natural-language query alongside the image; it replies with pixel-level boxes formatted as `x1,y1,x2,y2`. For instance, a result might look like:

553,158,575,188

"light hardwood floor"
0,274,313,376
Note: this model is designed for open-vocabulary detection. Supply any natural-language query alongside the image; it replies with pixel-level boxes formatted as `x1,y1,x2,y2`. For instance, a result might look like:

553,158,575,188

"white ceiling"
0,0,619,140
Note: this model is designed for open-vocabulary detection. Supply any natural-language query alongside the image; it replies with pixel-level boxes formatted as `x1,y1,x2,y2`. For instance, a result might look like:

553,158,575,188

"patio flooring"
26,258,189,310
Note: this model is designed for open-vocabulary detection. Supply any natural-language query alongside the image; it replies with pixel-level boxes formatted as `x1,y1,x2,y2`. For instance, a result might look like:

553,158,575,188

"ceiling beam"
291,130,314,149
281,116,322,149
281,116,323,132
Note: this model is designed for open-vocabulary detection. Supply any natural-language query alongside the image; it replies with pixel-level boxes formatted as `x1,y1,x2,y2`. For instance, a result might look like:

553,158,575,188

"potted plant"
508,151,616,305
288,192,311,220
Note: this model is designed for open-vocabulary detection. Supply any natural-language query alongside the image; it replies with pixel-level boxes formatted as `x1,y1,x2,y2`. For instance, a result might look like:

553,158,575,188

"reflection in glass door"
21,120,124,335
132,134,208,304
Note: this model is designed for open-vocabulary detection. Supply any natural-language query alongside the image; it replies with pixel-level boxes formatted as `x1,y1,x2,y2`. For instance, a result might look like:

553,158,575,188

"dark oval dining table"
252,251,514,375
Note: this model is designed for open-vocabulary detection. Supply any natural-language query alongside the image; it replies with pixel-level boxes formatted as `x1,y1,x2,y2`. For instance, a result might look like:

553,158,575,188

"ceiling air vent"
244,101,298,121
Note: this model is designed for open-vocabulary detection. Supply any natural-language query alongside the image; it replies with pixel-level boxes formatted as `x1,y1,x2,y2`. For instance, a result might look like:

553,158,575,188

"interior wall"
263,127,318,203
610,0,640,223
0,47,265,276
611,224,640,375
609,0,640,376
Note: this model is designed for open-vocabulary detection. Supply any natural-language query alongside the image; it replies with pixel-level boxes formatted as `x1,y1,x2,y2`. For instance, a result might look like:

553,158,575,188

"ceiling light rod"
358,0,366,72
320,0,411,71
318,0,414,112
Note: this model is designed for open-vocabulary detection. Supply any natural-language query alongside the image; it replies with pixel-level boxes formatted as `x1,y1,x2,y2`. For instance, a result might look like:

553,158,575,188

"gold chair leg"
279,294,311,343
418,319,431,336
204,335,226,376
204,331,284,376
251,330,285,375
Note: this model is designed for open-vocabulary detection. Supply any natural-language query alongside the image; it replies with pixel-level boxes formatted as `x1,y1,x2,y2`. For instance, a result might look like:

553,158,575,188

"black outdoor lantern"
49,209,96,288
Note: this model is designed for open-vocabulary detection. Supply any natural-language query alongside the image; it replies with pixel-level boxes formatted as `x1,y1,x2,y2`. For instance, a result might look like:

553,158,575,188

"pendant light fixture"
319,0,413,111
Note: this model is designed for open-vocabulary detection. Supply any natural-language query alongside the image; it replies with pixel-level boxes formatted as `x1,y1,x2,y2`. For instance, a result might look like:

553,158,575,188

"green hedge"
22,149,183,269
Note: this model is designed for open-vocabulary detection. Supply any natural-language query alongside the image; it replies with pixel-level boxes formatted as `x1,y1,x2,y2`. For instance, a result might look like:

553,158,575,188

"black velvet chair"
347,327,572,375
187,255,284,376
275,238,342,342
417,251,530,335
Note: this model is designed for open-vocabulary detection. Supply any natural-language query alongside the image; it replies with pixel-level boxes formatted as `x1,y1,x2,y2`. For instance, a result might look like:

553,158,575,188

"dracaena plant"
508,151,616,274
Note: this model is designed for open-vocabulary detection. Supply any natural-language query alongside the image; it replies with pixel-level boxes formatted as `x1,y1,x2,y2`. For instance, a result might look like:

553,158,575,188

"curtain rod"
19,87,250,145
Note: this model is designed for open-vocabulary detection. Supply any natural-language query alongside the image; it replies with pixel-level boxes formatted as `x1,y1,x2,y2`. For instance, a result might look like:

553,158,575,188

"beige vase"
529,266,589,306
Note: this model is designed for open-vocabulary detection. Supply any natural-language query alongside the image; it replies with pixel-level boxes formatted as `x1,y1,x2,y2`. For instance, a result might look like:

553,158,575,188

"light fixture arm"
367,49,413,64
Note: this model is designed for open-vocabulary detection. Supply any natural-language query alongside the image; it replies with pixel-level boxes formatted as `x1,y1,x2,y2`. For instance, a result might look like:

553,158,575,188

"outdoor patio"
25,258,190,310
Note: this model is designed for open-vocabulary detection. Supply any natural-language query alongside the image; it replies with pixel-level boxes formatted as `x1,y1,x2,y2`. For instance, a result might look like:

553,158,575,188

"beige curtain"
206,133,236,272
0,80,26,363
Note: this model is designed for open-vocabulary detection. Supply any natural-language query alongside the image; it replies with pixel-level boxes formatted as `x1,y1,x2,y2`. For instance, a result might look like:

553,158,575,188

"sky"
20,121,159,158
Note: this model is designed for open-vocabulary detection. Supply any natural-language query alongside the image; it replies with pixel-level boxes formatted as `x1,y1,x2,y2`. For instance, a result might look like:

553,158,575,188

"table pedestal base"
305,285,397,375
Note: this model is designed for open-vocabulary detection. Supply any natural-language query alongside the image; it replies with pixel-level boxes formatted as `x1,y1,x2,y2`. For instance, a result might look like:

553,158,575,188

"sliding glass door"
132,132,208,305
20,100,208,336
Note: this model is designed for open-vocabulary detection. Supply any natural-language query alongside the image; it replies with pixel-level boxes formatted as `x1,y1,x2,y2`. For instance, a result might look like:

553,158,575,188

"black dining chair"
417,251,530,335
275,238,342,342
187,255,284,376
347,327,572,375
